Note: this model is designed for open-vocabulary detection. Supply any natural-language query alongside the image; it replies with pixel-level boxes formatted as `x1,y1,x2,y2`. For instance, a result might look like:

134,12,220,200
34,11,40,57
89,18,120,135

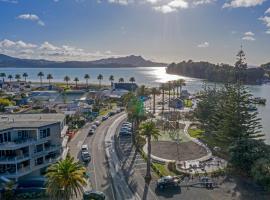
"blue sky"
0,0,269,65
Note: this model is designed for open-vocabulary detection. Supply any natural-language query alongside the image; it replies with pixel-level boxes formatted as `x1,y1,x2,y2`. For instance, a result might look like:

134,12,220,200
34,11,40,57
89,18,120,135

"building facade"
0,114,68,181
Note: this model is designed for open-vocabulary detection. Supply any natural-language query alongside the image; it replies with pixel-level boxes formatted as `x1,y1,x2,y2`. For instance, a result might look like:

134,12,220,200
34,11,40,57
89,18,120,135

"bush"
251,158,270,191
229,139,269,173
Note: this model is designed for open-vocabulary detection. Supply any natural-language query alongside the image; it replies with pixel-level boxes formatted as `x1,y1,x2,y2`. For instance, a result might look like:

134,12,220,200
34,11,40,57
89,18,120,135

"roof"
0,114,65,131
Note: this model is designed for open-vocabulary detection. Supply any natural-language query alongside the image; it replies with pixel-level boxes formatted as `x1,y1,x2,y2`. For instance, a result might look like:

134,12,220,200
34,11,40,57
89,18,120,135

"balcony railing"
0,138,37,150
0,153,30,164
33,145,61,157
0,166,31,178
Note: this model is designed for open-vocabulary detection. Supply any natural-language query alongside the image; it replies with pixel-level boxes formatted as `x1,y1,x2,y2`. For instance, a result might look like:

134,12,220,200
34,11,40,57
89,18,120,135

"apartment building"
0,114,68,181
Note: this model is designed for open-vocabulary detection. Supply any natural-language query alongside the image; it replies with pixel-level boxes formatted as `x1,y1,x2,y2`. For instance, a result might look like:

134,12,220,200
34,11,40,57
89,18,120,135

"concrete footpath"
105,114,141,200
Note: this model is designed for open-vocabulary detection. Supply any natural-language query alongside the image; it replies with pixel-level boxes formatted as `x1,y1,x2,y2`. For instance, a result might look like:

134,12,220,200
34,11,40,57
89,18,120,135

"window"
0,132,11,143
18,130,29,139
39,128,51,139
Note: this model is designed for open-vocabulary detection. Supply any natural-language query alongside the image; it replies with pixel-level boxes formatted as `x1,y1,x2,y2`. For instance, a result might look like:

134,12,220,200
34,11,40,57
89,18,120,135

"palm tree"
129,77,135,83
45,155,87,200
0,73,6,82
129,77,136,92
2,181,15,200
8,75,13,82
151,87,159,114
109,75,114,88
160,83,166,114
167,81,172,111
47,74,53,85
119,77,124,83
22,72,28,82
15,74,21,82
139,120,160,180
172,80,177,99
74,77,79,88
97,74,103,89
177,79,186,97
84,74,90,88
64,76,70,87
37,72,44,86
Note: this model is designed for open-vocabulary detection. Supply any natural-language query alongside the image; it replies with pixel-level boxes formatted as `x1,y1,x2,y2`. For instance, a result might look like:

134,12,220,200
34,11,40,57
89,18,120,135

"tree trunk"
162,89,164,114
153,93,156,114
40,77,42,86
168,89,171,111
146,135,152,180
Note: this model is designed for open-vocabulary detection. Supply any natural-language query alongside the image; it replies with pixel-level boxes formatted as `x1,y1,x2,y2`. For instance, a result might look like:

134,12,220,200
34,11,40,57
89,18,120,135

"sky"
0,0,270,65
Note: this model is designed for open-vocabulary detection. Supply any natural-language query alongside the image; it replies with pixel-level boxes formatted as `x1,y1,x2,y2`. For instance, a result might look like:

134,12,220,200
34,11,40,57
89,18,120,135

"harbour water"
1,67,270,143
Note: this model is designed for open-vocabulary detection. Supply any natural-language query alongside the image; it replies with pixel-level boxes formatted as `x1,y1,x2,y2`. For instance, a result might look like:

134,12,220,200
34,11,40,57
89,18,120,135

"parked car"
81,144,89,152
81,151,91,162
88,129,95,135
156,176,181,190
120,127,132,132
91,124,97,130
109,111,116,116
119,130,132,136
102,115,109,121
83,190,106,200
94,121,101,126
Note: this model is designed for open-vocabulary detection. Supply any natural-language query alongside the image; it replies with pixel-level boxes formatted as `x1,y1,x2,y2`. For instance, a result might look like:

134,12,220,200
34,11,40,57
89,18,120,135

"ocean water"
1,67,270,143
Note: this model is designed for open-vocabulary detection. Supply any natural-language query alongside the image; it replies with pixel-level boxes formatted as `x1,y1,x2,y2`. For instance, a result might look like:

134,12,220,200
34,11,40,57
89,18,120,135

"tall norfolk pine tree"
195,48,263,152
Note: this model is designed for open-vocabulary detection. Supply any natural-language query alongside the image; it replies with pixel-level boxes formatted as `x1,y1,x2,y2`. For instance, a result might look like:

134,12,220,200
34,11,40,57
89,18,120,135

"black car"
88,129,95,135
156,176,180,190
83,190,106,200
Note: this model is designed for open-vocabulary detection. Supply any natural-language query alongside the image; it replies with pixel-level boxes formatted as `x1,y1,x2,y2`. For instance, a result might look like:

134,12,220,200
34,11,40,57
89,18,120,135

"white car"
91,124,97,130
81,144,89,152
94,121,101,126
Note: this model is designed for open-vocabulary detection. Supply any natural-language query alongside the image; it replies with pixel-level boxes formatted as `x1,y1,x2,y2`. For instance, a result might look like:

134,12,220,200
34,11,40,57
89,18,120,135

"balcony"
0,154,30,164
0,138,37,150
0,166,31,179
33,145,61,158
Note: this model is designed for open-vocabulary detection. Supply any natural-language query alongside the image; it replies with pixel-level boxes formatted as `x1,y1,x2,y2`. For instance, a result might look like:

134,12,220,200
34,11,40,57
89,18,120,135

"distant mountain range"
0,54,166,68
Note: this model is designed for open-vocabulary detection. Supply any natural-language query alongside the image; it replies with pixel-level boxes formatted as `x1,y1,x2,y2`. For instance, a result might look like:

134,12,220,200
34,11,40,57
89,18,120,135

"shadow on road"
155,186,182,198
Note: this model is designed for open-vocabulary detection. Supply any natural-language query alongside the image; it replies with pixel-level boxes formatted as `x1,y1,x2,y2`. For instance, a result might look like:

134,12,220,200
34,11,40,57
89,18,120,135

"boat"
252,97,267,105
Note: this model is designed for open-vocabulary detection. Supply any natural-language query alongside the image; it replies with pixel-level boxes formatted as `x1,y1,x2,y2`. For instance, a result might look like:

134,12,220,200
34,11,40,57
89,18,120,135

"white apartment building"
0,114,69,181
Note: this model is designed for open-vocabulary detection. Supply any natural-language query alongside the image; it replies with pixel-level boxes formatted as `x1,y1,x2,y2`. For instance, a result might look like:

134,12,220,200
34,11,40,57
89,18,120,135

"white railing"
0,154,30,163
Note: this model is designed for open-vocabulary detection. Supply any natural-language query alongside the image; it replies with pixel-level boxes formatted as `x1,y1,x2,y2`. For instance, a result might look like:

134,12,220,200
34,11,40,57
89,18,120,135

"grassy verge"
152,163,175,177
184,99,193,108
188,128,204,138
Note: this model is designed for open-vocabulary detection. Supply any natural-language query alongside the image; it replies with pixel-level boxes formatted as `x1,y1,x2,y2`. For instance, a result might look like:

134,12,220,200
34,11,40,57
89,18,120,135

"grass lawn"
157,129,191,143
152,163,175,177
184,99,193,108
188,128,204,138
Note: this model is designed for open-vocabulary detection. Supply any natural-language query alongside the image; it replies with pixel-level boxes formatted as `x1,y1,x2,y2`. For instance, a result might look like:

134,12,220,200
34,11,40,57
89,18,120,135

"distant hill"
0,54,166,68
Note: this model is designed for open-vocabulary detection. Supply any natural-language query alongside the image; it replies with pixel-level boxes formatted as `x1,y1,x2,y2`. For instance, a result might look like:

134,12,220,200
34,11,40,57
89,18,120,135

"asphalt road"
84,114,123,199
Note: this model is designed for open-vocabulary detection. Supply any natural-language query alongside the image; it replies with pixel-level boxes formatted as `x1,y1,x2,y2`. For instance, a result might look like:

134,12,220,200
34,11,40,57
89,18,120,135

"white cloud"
0,39,123,61
17,14,45,26
266,30,270,34
108,0,130,5
242,31,255,41
193,0,216,6
223,0,266,8
197,41,209,48
244,31,255,36
242,36,255,41
0,39,37,49
0,0,18,3
154,5,177,13
168,0,188,8
265,8,270,14
40,42,60,51
259,16,270,27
